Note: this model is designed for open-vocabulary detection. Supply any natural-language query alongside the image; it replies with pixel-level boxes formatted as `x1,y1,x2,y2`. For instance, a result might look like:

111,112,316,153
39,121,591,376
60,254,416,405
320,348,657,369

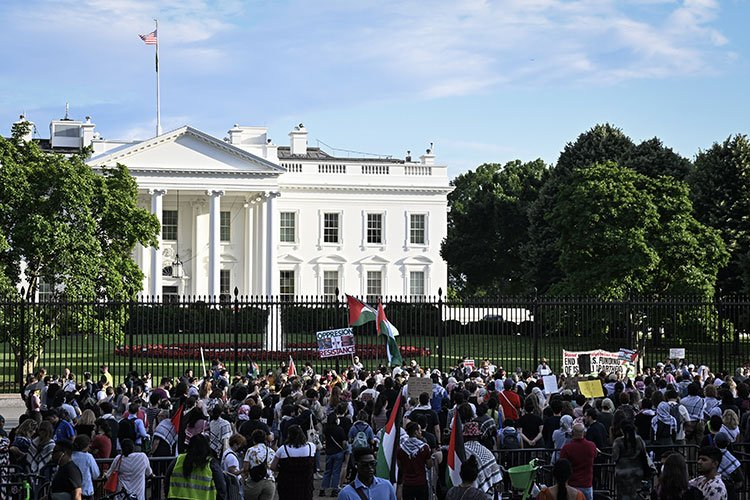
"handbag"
103,456,122,493
308,415,323,452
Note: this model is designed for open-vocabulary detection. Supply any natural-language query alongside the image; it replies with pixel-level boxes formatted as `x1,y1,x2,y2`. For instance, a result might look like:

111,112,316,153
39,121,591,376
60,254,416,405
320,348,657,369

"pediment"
87,126,284,176
398,255,434,265
310,254,348,264
356,255,390,265
278,253,304,264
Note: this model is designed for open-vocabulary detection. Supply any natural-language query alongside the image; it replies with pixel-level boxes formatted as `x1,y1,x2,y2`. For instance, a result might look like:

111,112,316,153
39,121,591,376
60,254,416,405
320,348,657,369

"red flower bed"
115,341,430,361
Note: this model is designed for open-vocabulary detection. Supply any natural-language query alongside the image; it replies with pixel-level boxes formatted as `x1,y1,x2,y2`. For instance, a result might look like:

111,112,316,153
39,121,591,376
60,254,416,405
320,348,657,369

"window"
38,280,54,302
219,269,231,302
162,285,179,303
367,213,383,244
280,212,296,243
323,270,339,298
162,210,178,241
366,271,382,303
323,213,340,243
220,211,231,241
410,271,425,297
280,270,295,301
410,214,426,245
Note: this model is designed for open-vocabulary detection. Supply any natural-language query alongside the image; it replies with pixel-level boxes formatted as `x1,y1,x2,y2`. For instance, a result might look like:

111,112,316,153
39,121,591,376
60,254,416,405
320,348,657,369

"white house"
28,115,451,300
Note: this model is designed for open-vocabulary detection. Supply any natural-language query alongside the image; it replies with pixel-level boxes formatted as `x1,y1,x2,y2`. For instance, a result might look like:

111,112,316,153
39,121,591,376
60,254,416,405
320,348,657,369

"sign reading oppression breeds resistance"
317,327,356,358
562,349,636,378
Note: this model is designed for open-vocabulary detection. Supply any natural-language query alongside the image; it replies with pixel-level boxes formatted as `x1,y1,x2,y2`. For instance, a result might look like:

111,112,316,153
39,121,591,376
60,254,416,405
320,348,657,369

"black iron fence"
1,291,750,393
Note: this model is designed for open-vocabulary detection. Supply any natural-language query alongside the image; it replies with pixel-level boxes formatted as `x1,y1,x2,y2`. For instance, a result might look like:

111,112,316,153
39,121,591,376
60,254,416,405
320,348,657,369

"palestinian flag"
170,403,184,434
377,300,403,366
346,294,377,326
446,414,466,488
288,356,297,377
376,394,402,485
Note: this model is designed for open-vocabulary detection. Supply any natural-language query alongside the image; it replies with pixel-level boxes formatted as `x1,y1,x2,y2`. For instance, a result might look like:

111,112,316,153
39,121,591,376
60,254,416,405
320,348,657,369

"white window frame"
405,212,429,248
322,269,340,299
162,209,178,241
220,211,231,242
279,210,298,244
279,268,297,301
362,211,386,247
319,210,343,246
363,268,386,303
409,270,427,298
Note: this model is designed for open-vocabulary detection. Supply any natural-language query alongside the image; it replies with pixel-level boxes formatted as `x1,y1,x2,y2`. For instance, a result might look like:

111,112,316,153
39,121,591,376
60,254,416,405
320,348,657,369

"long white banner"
562,349,637,378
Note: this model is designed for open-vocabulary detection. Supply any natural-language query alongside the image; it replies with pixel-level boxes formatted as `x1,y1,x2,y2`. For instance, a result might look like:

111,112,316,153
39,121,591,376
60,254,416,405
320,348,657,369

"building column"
207,190,224,298
149,189,167,297
265,192,281,296
244,194,261,295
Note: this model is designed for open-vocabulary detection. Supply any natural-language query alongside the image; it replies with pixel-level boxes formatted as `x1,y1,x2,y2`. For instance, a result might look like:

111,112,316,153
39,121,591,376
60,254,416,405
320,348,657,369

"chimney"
80,116,96,148
13,115,34,142
228,124,243,145
289,123,308,156
420,144,435,166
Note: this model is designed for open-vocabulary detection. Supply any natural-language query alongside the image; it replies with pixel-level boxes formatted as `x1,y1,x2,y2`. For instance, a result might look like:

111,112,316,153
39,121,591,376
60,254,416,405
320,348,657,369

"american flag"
139,30,157,45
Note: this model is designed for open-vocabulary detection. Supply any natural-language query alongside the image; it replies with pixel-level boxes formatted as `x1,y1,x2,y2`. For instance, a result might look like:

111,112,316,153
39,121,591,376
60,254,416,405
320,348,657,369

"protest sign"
542,375,558,394
669,348,686,360
464,359,476,371
578,380,605,398
316,327,356,358
562,349,637,379
407,377,433,399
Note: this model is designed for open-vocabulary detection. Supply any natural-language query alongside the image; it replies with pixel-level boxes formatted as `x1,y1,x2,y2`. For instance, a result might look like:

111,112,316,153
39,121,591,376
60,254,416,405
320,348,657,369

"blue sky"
0,0,746,177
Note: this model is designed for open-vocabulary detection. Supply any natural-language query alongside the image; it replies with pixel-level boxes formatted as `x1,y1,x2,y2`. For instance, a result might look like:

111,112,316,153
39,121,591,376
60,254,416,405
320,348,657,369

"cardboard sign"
542,375,558,394
464,359,476,371
316,327,356,358
669,348,686,360
407,376,433,399
578,380,605,399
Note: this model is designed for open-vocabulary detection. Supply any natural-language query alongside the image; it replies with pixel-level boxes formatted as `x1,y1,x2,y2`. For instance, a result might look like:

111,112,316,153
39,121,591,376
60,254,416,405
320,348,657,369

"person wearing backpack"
651,401,677,460
498,419,522,469
222,434,246,500
243,429,276,500
665,390,690,445
349,411,375,451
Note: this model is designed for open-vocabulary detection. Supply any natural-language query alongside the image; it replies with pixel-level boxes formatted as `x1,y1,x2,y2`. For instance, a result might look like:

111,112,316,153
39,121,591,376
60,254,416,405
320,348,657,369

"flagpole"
155,18,162,136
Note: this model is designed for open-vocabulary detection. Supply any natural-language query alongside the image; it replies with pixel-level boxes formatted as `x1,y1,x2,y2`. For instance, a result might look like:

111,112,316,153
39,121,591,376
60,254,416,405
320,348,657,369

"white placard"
669,348,686,360
542,375,559,394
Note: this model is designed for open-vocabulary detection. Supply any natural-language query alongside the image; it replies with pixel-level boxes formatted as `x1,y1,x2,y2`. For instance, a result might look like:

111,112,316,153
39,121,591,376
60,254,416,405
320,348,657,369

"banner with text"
562,349,637,378
317,327,356,358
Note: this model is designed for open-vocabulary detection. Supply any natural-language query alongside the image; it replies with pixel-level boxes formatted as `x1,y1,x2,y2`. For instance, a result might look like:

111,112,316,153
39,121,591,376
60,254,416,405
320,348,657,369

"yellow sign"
578,380,605,399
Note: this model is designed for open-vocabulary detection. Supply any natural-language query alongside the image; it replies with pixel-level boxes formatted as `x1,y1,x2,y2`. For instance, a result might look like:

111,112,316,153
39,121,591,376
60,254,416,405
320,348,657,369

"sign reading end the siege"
317,327,356,358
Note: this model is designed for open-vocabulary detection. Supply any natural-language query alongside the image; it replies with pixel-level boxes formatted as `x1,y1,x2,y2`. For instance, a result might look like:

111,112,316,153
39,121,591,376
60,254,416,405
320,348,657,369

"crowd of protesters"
0,355,749,500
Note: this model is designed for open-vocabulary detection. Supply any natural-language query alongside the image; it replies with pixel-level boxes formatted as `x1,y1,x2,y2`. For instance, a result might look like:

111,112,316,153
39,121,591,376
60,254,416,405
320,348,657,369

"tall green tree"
549,162,726,299
526,124,636,293
0,123,159,366
441,159,548,297
627,137,693,181
690,135,750,294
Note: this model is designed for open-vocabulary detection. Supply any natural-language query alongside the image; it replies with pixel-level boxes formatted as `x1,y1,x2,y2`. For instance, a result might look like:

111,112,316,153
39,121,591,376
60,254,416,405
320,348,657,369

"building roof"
277,146,406,164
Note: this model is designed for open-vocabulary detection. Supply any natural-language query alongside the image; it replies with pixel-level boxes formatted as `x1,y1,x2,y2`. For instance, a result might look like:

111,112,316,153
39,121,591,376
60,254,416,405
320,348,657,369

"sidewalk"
0,393,25,429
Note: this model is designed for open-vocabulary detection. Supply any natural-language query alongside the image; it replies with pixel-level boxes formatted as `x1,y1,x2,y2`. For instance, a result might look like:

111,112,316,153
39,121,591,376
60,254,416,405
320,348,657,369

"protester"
71,435,100,500
270,424,316,500
537,458,585,500
445,455,486,500
338,448,396,500
559,423,597,500
105,438,152,500
397,421,433,500
48,439,83,500
612,422,649,500
321,413,348,497
166,433,226,499
689,446,728,500
243,429,276,500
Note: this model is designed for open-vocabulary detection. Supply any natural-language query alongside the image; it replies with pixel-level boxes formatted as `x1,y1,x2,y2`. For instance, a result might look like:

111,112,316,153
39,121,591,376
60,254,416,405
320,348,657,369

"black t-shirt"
410,408,440,431
50,460,83,493
239,419,271,441
542,415,561,449
518,413,543,441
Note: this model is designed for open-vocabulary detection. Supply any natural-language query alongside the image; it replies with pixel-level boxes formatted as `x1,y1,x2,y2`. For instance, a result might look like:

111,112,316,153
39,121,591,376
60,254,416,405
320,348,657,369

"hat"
688,364,695,370
656,362,664,368
463,421,482,438
237,405,250,421
715,432,731,449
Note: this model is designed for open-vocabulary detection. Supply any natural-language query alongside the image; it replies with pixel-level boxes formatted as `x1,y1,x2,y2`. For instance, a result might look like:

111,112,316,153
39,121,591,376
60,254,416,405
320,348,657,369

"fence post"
233,287,240,376
626,293,632,349
717,291,725,374
437,288,444,374
532,288,540,368
128,299,135,374
18,288,26,395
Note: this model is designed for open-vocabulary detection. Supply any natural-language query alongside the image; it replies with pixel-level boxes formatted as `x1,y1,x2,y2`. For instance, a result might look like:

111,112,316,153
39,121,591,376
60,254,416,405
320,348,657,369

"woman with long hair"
537,458,584,500
721,409,740,442
75,409,96,438
28,420,55,475
612,422,649,500
104,438,152,500
9,419,37,467
270,424,315,500
166,433,226,499
320,413,348,497
371,393,389,433
651,453,702,500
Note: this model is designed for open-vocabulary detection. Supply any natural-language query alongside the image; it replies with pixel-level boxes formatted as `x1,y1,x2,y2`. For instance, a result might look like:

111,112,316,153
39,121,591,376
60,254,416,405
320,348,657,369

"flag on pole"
346,294,377,326
139,30,158,45
170,403,184,434
377,300,402,366
248,361,260,379
288,356,297,377
376,394,402,485
446,414,466,488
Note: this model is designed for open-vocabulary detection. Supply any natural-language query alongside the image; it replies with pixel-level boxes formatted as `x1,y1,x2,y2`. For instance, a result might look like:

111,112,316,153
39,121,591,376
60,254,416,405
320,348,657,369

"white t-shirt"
275,443,315,458
222,449,241,473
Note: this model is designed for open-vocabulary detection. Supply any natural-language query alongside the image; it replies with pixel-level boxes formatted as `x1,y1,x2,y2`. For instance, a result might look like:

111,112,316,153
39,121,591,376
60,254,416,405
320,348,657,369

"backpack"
499,427,520,449
118,417,137,443
223,471,242,500
668,403,683,435
654,420,675,443
248,447,269,482
352,426,370,451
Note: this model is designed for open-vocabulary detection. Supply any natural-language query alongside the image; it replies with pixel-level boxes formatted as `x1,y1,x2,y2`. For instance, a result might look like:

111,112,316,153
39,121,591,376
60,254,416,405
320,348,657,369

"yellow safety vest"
168,454,217,500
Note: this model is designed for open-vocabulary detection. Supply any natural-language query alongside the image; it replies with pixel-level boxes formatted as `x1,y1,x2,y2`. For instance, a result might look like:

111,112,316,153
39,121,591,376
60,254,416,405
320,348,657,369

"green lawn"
0,331,744,393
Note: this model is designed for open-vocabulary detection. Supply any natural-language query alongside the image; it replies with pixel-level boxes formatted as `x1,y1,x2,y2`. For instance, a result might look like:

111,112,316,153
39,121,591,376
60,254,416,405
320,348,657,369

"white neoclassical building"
36,116,452,300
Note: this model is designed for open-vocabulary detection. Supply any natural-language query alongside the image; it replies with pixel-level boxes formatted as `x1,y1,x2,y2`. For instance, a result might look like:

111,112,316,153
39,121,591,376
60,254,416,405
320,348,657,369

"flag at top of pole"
377,299,402,366
288,356,297,377
139,30,157,45
346,294,377,326
138,20,161,137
